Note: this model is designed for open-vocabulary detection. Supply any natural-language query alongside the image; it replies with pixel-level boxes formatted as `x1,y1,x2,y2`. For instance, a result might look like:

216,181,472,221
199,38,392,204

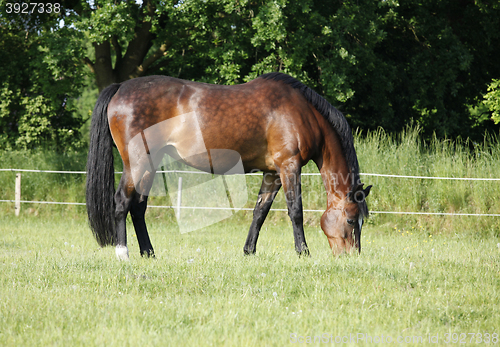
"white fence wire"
1,168,499,217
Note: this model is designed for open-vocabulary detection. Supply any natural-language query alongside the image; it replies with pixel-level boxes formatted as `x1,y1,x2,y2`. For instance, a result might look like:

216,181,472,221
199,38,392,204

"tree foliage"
484,79,500,125
1,0,500,150
0,0,86,149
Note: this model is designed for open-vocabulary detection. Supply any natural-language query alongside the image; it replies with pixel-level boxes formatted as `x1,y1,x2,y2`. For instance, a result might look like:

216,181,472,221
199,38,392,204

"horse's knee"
115,196,129,214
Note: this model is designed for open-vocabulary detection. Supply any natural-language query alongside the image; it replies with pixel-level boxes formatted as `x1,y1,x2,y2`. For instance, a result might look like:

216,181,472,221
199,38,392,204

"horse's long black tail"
86,83,121,247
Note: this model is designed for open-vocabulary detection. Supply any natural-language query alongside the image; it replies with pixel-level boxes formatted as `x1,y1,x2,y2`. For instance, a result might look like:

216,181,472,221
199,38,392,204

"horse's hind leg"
130,192,154,257
114,172,135,260
244,172,281,255
130,170,155,257
114,170,155,259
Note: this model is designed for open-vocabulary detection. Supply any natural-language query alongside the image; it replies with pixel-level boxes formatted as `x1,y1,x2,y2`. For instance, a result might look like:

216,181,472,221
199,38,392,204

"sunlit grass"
355,127,500,217
0,213,499,346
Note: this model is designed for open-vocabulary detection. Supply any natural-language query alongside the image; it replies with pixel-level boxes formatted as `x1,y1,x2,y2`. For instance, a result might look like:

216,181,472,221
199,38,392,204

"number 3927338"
5,3,61,14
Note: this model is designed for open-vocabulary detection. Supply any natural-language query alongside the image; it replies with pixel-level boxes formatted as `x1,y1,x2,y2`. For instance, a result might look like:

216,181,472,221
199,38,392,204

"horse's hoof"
115,245,129,261
243,248,256,255
141,249,155,258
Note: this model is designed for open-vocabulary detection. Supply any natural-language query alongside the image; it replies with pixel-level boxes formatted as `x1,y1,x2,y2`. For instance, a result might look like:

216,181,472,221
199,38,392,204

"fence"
1,168,500,217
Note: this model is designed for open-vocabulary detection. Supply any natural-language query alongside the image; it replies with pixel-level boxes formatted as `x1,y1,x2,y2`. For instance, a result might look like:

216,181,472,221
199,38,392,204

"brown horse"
86,73,371,260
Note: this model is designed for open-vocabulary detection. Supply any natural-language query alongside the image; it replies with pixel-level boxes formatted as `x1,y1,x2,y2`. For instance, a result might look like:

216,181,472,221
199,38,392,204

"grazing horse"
86,72,371,260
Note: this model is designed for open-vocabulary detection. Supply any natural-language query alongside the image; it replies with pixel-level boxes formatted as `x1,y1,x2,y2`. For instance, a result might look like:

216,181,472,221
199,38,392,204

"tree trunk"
84,1,170,92
93,41,117,92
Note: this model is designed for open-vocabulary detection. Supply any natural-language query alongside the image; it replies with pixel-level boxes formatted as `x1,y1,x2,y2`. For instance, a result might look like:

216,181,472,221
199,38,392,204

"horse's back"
107,75,323,173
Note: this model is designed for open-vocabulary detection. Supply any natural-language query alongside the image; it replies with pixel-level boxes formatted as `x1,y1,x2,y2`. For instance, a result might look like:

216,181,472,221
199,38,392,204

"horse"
85,72,371,260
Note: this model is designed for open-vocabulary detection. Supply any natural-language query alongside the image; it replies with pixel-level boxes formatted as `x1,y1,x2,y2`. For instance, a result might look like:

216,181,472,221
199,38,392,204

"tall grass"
356,127,500,214
0,149,122,216
354,127,500,235
1,127,499,235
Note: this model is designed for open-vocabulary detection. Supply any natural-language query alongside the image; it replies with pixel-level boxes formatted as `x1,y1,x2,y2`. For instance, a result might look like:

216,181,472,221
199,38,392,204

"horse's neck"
317,133,351,210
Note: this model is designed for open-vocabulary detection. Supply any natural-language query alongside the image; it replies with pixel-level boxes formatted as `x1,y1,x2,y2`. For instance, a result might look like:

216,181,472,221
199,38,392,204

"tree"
1,0,499,150
64,0,175,91
0,1,85,149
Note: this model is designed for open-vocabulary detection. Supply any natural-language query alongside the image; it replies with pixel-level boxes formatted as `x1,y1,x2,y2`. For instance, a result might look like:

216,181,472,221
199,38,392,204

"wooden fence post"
15,173,21,216
176,176,182,219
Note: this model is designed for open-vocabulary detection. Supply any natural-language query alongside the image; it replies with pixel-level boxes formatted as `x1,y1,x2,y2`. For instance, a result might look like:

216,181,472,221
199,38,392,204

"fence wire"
1,168,499,217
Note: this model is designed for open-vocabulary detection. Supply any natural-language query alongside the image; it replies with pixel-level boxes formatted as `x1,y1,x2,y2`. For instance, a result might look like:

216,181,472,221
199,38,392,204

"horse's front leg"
244,172,282,255
279,159,310,256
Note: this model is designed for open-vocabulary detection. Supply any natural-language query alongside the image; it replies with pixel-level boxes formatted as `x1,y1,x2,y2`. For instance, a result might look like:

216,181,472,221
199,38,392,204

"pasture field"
0,211,499,346
1,127,500,345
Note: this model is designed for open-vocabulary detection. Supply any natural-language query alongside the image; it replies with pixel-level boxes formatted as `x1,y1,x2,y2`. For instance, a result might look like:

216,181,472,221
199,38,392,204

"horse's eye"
347,219,355,226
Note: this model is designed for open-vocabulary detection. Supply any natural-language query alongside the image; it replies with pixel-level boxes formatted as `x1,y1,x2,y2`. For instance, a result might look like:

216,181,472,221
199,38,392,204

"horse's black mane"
259,72,368,216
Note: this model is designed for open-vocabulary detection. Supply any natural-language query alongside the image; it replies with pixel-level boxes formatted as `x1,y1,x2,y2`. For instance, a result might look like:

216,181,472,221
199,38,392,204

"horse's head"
321,183,372,255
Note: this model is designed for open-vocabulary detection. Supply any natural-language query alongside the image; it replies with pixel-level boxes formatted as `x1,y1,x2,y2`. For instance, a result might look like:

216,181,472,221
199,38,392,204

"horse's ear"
347,183,365,202
363,185,372,198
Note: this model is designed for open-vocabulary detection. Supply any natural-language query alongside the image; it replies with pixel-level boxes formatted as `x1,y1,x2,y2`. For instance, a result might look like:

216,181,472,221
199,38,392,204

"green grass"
356,127,500,215
0,149,88,210
353,127,500,235
1,212,499,346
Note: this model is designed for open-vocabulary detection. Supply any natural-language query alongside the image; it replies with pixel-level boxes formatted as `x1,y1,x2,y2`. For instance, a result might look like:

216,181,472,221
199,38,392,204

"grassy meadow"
0,214,499,346
1,127,500,345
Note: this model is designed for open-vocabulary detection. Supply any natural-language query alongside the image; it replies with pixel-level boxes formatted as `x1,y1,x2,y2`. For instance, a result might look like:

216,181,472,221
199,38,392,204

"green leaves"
76,1,139,44
251,0,287,51
1,0,499,150
483,79,500,125
0,24,84,150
